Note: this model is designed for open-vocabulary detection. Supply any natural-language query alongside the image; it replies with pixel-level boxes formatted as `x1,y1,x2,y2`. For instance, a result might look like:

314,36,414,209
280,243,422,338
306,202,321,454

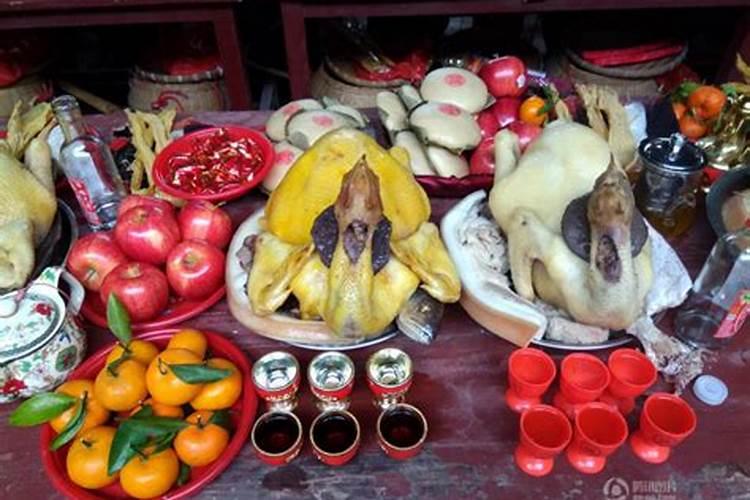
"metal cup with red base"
366,348,413,409
600,349,657,415
310,409,361,466
250,410,304,466
252,351,301,412
506,348,557,413
553,353,611,419
514,404,572,477
630,393,697,464
566,402,629,474
308,351,355,412
376,403,428,460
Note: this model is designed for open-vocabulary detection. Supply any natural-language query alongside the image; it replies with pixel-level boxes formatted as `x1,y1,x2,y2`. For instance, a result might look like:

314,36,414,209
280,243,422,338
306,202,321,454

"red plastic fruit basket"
40,329,258,500
153,126,275,203
80,286,226,332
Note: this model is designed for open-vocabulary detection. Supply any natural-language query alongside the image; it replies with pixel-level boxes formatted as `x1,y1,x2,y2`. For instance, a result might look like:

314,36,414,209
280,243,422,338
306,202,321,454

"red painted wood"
281,1,312,99
0,3,251,109
1,111,748,500
0,0,240,13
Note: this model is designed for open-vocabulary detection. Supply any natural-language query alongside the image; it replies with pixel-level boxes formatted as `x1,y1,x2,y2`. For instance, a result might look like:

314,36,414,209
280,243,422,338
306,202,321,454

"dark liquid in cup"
255,414,300,454
380,408,425,448
312,413,357,454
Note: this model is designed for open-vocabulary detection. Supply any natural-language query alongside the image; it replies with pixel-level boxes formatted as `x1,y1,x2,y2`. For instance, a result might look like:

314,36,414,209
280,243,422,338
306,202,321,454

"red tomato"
490,97,521,128
117,195,174,220
177,201,233,250
100,262,169,322
469,138,496,175
475,110,500,140
115,206,181,265
66,232,129,291
479,56,528,98
166,241,225,300
508,121,541,151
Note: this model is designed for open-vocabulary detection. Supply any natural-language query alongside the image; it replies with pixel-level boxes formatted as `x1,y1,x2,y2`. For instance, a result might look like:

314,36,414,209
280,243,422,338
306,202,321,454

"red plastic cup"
553,353,610,419
250,411,304,466
506,348,557,413
514,404,572,477
601,349,657,415
310,410,361,466
377,403,428,460
630,393,697,464
566,402,628,474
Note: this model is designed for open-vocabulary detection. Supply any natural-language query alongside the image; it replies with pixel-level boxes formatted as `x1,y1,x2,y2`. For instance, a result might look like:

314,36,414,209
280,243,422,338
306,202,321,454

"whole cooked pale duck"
239,128,461,343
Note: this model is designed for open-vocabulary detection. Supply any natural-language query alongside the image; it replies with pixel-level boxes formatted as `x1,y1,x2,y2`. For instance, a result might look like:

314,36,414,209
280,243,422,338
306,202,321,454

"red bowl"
80,286,225,332
153,126,275,203
40,329,258,500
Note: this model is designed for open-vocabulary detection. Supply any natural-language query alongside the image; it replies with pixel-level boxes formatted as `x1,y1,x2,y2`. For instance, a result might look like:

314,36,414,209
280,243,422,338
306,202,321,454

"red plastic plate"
40,329,258,500
415,174,494,198
152,126,275,203
80,286,225,332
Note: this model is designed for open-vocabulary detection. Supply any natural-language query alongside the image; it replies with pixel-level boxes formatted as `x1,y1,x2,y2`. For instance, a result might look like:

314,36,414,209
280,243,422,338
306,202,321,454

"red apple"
178,200,233,250
508,121,542,151
469,138,496,175
479,56,528,98
66,232,129,291
166,240,225,300
491,97,521,128
115,205,181,265
100,262,169,322
475,110,499,140
117,194,174,220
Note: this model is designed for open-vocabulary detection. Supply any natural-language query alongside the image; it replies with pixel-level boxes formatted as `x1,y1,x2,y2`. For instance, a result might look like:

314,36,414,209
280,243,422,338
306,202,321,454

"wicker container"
0,75,50,117
128,66,227,112
311,65,398,108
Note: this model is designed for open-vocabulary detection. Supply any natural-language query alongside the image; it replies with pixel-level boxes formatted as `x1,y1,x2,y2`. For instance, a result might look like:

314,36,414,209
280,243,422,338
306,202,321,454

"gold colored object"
247,128,460,339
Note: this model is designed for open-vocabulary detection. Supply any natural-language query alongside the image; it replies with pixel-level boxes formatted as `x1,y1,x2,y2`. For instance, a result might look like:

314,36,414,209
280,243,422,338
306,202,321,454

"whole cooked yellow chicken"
246,128,460,339
0,102,56,290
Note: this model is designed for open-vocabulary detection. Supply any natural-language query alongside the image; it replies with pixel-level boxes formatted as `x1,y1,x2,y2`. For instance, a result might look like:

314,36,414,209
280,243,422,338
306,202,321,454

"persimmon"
146,348,204,406
672,101,687,121
190,358,242,410
66,426,119,490
173,410,230,467
687,85,726,120
679,113,708,140
519,96,548,126
120,447,179,499
93,359,148,412
50,380,110,435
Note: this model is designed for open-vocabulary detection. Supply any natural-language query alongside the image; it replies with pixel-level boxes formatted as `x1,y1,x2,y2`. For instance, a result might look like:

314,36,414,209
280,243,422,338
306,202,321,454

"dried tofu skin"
289,254,329,320
390,221,461,303
246,232,313,316
265,129,431,245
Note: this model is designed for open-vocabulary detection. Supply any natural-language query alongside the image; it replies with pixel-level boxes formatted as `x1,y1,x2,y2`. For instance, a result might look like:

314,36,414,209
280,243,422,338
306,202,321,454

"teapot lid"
639,133,705,173
0,269,66,364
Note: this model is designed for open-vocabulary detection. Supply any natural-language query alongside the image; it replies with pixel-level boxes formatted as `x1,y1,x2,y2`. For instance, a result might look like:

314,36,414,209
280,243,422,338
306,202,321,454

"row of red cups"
249,349,428,466
507,348,698,476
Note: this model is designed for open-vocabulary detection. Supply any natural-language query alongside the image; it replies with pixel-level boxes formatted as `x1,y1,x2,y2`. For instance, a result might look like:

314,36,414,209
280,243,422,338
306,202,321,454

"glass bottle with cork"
675,224,750,349
52,95,125,230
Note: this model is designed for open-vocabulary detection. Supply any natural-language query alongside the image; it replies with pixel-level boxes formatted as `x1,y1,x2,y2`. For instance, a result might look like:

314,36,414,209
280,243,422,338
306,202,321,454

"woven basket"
565,60,660,101
128,67,227,112
565,46,687,79
311,65,397,108
325,57,410,88
0,75,50,117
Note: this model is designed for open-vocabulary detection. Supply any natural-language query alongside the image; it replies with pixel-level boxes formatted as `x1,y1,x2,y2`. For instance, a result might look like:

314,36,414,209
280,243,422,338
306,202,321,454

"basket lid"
134,65,223,84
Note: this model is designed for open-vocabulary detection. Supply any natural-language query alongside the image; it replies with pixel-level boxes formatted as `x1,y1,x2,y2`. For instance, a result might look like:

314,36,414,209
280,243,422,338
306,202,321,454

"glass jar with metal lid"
635,133,705,238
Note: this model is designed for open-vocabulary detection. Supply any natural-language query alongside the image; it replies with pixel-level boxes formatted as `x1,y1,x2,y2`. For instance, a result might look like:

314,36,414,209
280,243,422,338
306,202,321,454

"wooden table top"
1,111,748,499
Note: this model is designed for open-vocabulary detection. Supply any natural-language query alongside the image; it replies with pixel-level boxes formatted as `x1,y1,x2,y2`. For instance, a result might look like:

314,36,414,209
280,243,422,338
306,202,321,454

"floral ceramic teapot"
0,266,86,403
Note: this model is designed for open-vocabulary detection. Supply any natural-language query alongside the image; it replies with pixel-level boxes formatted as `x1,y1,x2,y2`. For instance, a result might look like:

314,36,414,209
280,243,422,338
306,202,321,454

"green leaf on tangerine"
9,392,76,427
169,364,231,384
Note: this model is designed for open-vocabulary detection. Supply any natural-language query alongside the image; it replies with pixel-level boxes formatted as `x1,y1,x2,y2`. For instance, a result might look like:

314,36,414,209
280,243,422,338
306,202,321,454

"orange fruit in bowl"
174,410,230,467
66,426,119,489
120,447,179,499
167,328,208,359
190,358,242,410
146,348,204,406
105,340,159,367
93,359,148,412
129,397,185,419
49,379,110,435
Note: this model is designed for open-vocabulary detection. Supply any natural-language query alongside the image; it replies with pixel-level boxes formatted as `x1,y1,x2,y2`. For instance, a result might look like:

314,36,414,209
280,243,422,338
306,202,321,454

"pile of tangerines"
11,326,242,499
